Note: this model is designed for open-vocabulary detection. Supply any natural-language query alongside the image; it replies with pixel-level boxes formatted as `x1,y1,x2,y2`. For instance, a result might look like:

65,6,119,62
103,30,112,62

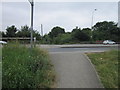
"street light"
28,0,34,48
91,9,97,43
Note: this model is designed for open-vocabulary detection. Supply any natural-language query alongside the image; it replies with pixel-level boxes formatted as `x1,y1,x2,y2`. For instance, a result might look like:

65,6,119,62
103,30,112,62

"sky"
1,1,118,35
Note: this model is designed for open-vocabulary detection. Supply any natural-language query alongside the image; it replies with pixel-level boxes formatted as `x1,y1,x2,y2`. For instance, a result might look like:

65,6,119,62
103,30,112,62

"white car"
0,41,7,44
103,40,115,44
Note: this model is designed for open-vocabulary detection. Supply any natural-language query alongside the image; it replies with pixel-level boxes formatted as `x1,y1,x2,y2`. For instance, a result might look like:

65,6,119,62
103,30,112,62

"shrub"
2,43,55,88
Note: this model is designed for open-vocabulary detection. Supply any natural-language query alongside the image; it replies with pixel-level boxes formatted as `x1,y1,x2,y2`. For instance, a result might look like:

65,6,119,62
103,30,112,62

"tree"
17,25,30,37
0,31,6,37
92,21,120,41
33,31,41,40
42,34,52,44
82,28,91,38
17,25,41,40
71,27,90,42
6,25,17,37
48,26,65,39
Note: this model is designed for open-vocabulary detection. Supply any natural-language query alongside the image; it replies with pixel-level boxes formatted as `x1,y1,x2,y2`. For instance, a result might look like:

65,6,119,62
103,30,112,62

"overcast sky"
1,2,118,35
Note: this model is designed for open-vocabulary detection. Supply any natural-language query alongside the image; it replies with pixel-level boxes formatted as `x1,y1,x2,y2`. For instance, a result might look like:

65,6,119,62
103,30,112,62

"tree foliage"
41,21,119,44
82,28,91,38
54,33,72,44
3,25,41,40
93,21,120,41
0,31,6,37
71,27,90,42
48,26,65,39
6,25,17,37
2,21,120,44
17,25,30,37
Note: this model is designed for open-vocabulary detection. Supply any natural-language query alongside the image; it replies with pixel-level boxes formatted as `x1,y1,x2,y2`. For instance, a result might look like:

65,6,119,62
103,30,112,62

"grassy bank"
86,50,119,88
2,43,55,88
0,46,2,88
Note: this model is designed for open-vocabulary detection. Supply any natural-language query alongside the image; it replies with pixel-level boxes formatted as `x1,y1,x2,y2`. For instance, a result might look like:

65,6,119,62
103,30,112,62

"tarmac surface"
39,44,118,49
50,52,103,88
39,44,118,53
39,44,118,88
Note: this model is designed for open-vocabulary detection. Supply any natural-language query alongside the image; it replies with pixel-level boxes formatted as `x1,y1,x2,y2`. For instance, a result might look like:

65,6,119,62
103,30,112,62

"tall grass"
0,45,2,89
2,43,55,88
87,50,119,88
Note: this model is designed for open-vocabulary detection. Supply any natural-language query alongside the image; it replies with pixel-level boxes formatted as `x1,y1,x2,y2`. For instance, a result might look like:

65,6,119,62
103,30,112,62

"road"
39,44,118,53
47,47,117,53
40,44,118,88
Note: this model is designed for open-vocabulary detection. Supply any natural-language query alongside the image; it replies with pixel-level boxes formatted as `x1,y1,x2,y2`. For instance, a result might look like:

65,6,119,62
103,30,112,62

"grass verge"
0,45,2,89
2,43,55,88
86,50,119,88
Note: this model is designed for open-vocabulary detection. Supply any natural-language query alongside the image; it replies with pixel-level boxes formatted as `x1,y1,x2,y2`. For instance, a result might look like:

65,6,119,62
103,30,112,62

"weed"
2,43,55,88
87,50,119,88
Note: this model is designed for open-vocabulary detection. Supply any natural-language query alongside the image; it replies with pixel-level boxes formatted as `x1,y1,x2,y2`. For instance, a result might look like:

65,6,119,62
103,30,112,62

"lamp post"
28,0,34,48
91,9,97,43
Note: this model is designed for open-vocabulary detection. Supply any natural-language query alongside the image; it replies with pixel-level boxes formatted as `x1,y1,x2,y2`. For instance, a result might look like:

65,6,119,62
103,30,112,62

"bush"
2,43,55,88
55,34,72,44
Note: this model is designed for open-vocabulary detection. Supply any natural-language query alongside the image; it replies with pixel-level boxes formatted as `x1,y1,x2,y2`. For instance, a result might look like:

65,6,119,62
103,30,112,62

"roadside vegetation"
2,43,55,88
86,50,119,88
1,21,120,44
0,46,2,88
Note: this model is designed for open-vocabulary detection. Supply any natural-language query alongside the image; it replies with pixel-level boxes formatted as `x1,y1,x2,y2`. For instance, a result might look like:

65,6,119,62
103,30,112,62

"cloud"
2,2,118,34
34,9,92,33
2,0,119,2
2,2,30,30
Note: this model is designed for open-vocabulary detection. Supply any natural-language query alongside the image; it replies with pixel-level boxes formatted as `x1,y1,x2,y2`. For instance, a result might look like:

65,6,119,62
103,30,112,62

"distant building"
118,1,120,27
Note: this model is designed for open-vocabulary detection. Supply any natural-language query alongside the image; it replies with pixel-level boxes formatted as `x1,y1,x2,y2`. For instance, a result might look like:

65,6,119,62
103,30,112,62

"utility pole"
28,0,34,48
41,24,43,37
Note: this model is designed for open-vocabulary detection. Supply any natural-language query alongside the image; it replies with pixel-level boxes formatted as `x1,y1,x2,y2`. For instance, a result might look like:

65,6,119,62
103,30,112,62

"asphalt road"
39,44,118,53
47,47,117,53
40,44,118,88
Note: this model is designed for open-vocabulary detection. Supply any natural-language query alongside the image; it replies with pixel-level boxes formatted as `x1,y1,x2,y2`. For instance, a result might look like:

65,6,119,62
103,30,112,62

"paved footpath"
50,52,104,88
